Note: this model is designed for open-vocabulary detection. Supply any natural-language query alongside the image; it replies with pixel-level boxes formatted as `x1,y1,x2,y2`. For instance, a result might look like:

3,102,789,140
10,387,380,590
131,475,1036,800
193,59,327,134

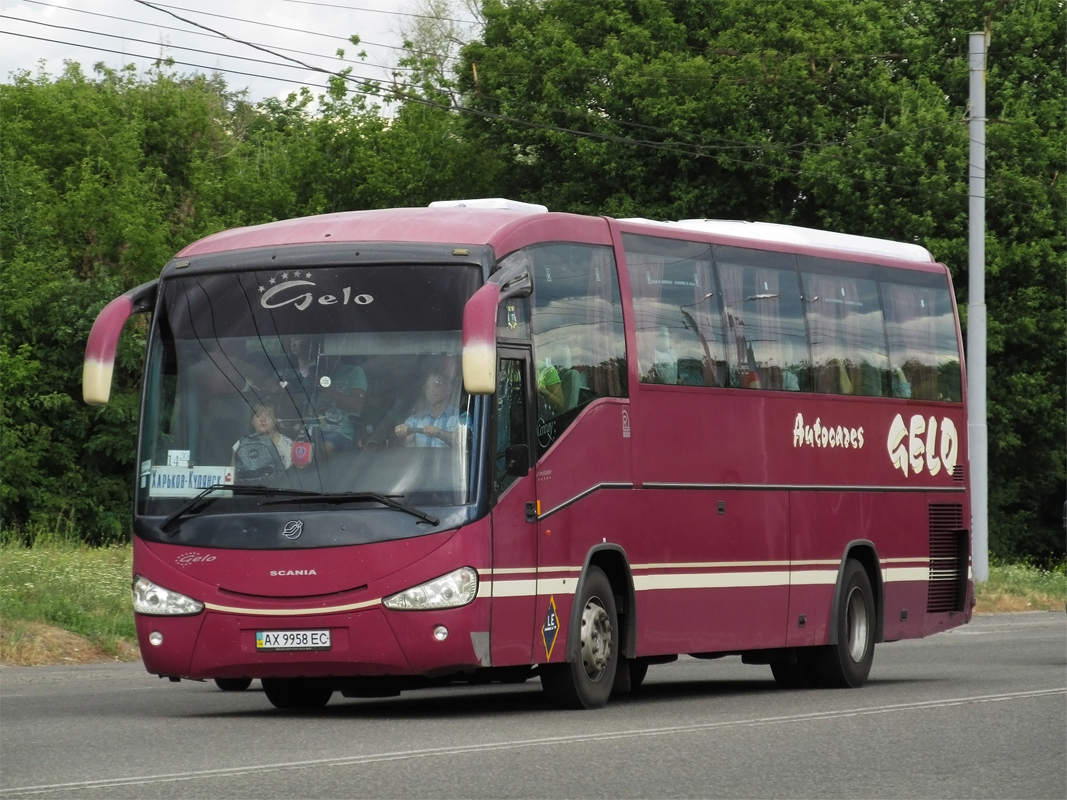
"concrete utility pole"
967,31,989,582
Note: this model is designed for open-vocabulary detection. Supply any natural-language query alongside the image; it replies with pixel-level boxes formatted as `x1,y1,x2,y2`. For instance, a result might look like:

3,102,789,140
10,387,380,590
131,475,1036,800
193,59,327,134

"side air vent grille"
927,503,968,613
952,465,965,483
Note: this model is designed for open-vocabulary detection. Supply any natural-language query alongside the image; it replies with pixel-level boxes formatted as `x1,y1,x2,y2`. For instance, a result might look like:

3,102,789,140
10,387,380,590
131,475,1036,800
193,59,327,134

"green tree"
1,53,498,543
1,62,248,541
454,0,1065,560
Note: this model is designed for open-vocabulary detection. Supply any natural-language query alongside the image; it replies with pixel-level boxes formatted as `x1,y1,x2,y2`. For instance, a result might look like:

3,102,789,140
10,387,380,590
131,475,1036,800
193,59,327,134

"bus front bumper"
136,599,492,681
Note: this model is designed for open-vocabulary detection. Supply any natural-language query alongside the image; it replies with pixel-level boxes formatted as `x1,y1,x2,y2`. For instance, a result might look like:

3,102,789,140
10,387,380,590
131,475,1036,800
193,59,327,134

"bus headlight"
383,567,478,611
132,575,204,616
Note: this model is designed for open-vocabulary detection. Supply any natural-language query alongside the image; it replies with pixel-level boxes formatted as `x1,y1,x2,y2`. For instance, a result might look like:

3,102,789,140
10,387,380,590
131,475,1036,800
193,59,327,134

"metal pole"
967,31,989,582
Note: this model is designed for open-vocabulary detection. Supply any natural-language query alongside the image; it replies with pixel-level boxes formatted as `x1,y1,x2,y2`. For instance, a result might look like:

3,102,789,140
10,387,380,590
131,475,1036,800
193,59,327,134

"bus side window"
882,277,962,402
527,243,627,456
715,248,809,392
622,233,725,387
799,259,889,397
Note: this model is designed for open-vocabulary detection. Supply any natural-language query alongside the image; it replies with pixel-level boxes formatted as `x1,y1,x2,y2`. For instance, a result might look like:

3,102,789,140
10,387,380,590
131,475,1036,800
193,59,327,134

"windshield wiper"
159,484,314,534
262,491,440,526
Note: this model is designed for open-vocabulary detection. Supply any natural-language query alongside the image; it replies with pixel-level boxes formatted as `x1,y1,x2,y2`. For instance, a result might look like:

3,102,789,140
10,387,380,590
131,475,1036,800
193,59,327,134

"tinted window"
882,273,962,401
717,247,809,391
526,243,627,455
624,234,725,387
798,257,889,397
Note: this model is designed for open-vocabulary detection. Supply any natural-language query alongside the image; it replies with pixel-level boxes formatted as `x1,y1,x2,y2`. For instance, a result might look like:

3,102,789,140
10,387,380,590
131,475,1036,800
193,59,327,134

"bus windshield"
137,263,483,527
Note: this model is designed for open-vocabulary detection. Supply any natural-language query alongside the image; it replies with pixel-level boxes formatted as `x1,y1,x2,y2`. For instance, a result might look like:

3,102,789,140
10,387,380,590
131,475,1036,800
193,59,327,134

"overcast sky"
1,0,478,103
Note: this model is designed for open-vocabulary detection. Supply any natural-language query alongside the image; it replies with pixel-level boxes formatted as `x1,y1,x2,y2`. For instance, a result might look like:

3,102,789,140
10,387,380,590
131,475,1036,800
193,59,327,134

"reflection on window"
882,280,961,401
138,269,484,523
799,260,889,397
624,234,725,387
620,235,961,404
718,248,809,392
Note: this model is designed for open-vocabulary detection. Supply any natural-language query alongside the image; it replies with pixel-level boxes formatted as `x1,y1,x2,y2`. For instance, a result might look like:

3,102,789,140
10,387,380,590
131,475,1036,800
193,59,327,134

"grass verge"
1,535,137,665
1,539,1063,666
975,560,1067,613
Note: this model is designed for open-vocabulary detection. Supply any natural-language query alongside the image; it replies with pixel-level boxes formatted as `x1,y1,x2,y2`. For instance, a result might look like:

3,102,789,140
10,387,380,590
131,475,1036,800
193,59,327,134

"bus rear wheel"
812,560,876,688
770,653,818,689
540,566,618,709
261,678,333,709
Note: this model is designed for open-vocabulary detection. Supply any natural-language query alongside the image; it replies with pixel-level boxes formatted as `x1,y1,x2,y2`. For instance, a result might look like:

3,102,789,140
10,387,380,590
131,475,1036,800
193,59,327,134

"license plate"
256,629,331,651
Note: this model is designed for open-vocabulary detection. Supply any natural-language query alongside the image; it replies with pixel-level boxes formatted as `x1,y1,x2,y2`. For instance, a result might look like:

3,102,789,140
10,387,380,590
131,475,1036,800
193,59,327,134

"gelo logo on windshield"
260,279,373,311
886,414,958,478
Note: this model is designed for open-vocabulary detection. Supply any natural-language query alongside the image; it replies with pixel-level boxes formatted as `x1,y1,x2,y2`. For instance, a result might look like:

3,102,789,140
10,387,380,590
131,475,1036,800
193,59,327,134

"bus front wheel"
813,559,876,688
261,678,333,709
540,566,618,709
214,677,253,691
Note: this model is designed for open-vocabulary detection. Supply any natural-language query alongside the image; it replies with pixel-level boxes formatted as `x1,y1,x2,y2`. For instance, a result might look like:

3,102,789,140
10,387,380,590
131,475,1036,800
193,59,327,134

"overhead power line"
3,31,333,91
2,14,393,78
3,3,1050,210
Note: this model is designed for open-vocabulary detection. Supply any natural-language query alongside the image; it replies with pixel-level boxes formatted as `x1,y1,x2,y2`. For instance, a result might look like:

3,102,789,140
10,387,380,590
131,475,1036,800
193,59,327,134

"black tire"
214,677,253,692
770,651,818,689
540,566,618,709
812,560,876,688
261,678,333,709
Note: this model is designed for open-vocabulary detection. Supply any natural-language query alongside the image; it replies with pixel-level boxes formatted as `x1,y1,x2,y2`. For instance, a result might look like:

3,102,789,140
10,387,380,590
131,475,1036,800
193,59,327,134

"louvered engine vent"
927,503,968,613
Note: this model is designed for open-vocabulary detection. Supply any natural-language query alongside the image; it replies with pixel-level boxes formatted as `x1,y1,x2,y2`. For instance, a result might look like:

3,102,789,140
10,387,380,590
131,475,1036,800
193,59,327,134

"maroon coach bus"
83,199,972,709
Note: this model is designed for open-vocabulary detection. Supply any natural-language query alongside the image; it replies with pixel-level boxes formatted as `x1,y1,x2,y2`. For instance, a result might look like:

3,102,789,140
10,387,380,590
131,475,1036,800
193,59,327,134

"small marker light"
149,631,164,646
433,626,449,641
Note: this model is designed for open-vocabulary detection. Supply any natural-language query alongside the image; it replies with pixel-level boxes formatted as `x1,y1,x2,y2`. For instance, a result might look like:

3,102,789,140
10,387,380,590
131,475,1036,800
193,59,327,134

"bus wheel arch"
829,542,884,647
541,547,634,709
816,557,878,688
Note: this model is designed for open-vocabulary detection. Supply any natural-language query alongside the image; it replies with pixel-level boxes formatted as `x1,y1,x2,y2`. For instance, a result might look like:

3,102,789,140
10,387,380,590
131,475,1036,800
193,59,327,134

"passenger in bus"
394,370,467,447
317,365,377,454
649,325,678,385
282,334,319,383
780,338,802,391
536,358,565,415
231,402,293,478
892,366,912,399
555,344,588,411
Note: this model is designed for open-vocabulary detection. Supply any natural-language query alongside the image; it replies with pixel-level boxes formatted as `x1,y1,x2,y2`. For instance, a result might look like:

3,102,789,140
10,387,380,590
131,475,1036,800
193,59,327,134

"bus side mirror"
83,280,157,405
504,444,530,477
461,282,501,395
461,254,533,395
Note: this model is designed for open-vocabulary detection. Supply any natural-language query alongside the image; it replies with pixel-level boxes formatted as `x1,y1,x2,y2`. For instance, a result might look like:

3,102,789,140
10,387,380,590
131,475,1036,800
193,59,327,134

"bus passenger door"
488,351,538,666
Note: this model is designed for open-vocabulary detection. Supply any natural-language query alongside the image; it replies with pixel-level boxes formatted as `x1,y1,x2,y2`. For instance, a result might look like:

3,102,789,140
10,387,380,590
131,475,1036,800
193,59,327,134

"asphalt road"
1,612,1064,799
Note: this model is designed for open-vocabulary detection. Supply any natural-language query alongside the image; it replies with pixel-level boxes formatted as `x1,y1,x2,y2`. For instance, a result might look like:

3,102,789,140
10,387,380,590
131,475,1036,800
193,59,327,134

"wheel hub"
579,597,613,682
845,586,870,662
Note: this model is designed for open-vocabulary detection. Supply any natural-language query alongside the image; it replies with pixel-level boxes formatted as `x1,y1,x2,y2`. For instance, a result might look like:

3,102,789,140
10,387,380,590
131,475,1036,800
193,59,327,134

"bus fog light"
149,631,164,646
133,575,204,616
383,567,478,611
433,626,448,641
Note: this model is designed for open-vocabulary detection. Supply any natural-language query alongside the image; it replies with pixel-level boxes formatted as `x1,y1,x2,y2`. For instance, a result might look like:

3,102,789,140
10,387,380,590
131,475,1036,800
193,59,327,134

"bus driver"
394,370,466,447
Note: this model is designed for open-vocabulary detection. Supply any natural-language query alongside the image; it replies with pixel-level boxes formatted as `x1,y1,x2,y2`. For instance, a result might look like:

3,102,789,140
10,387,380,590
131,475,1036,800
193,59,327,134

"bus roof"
176,205,558,258
620,218,935,263
177,200,936,266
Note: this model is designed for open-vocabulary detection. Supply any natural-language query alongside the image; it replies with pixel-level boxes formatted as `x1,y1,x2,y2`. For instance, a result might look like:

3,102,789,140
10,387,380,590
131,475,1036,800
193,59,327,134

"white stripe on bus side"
203,559,936,615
